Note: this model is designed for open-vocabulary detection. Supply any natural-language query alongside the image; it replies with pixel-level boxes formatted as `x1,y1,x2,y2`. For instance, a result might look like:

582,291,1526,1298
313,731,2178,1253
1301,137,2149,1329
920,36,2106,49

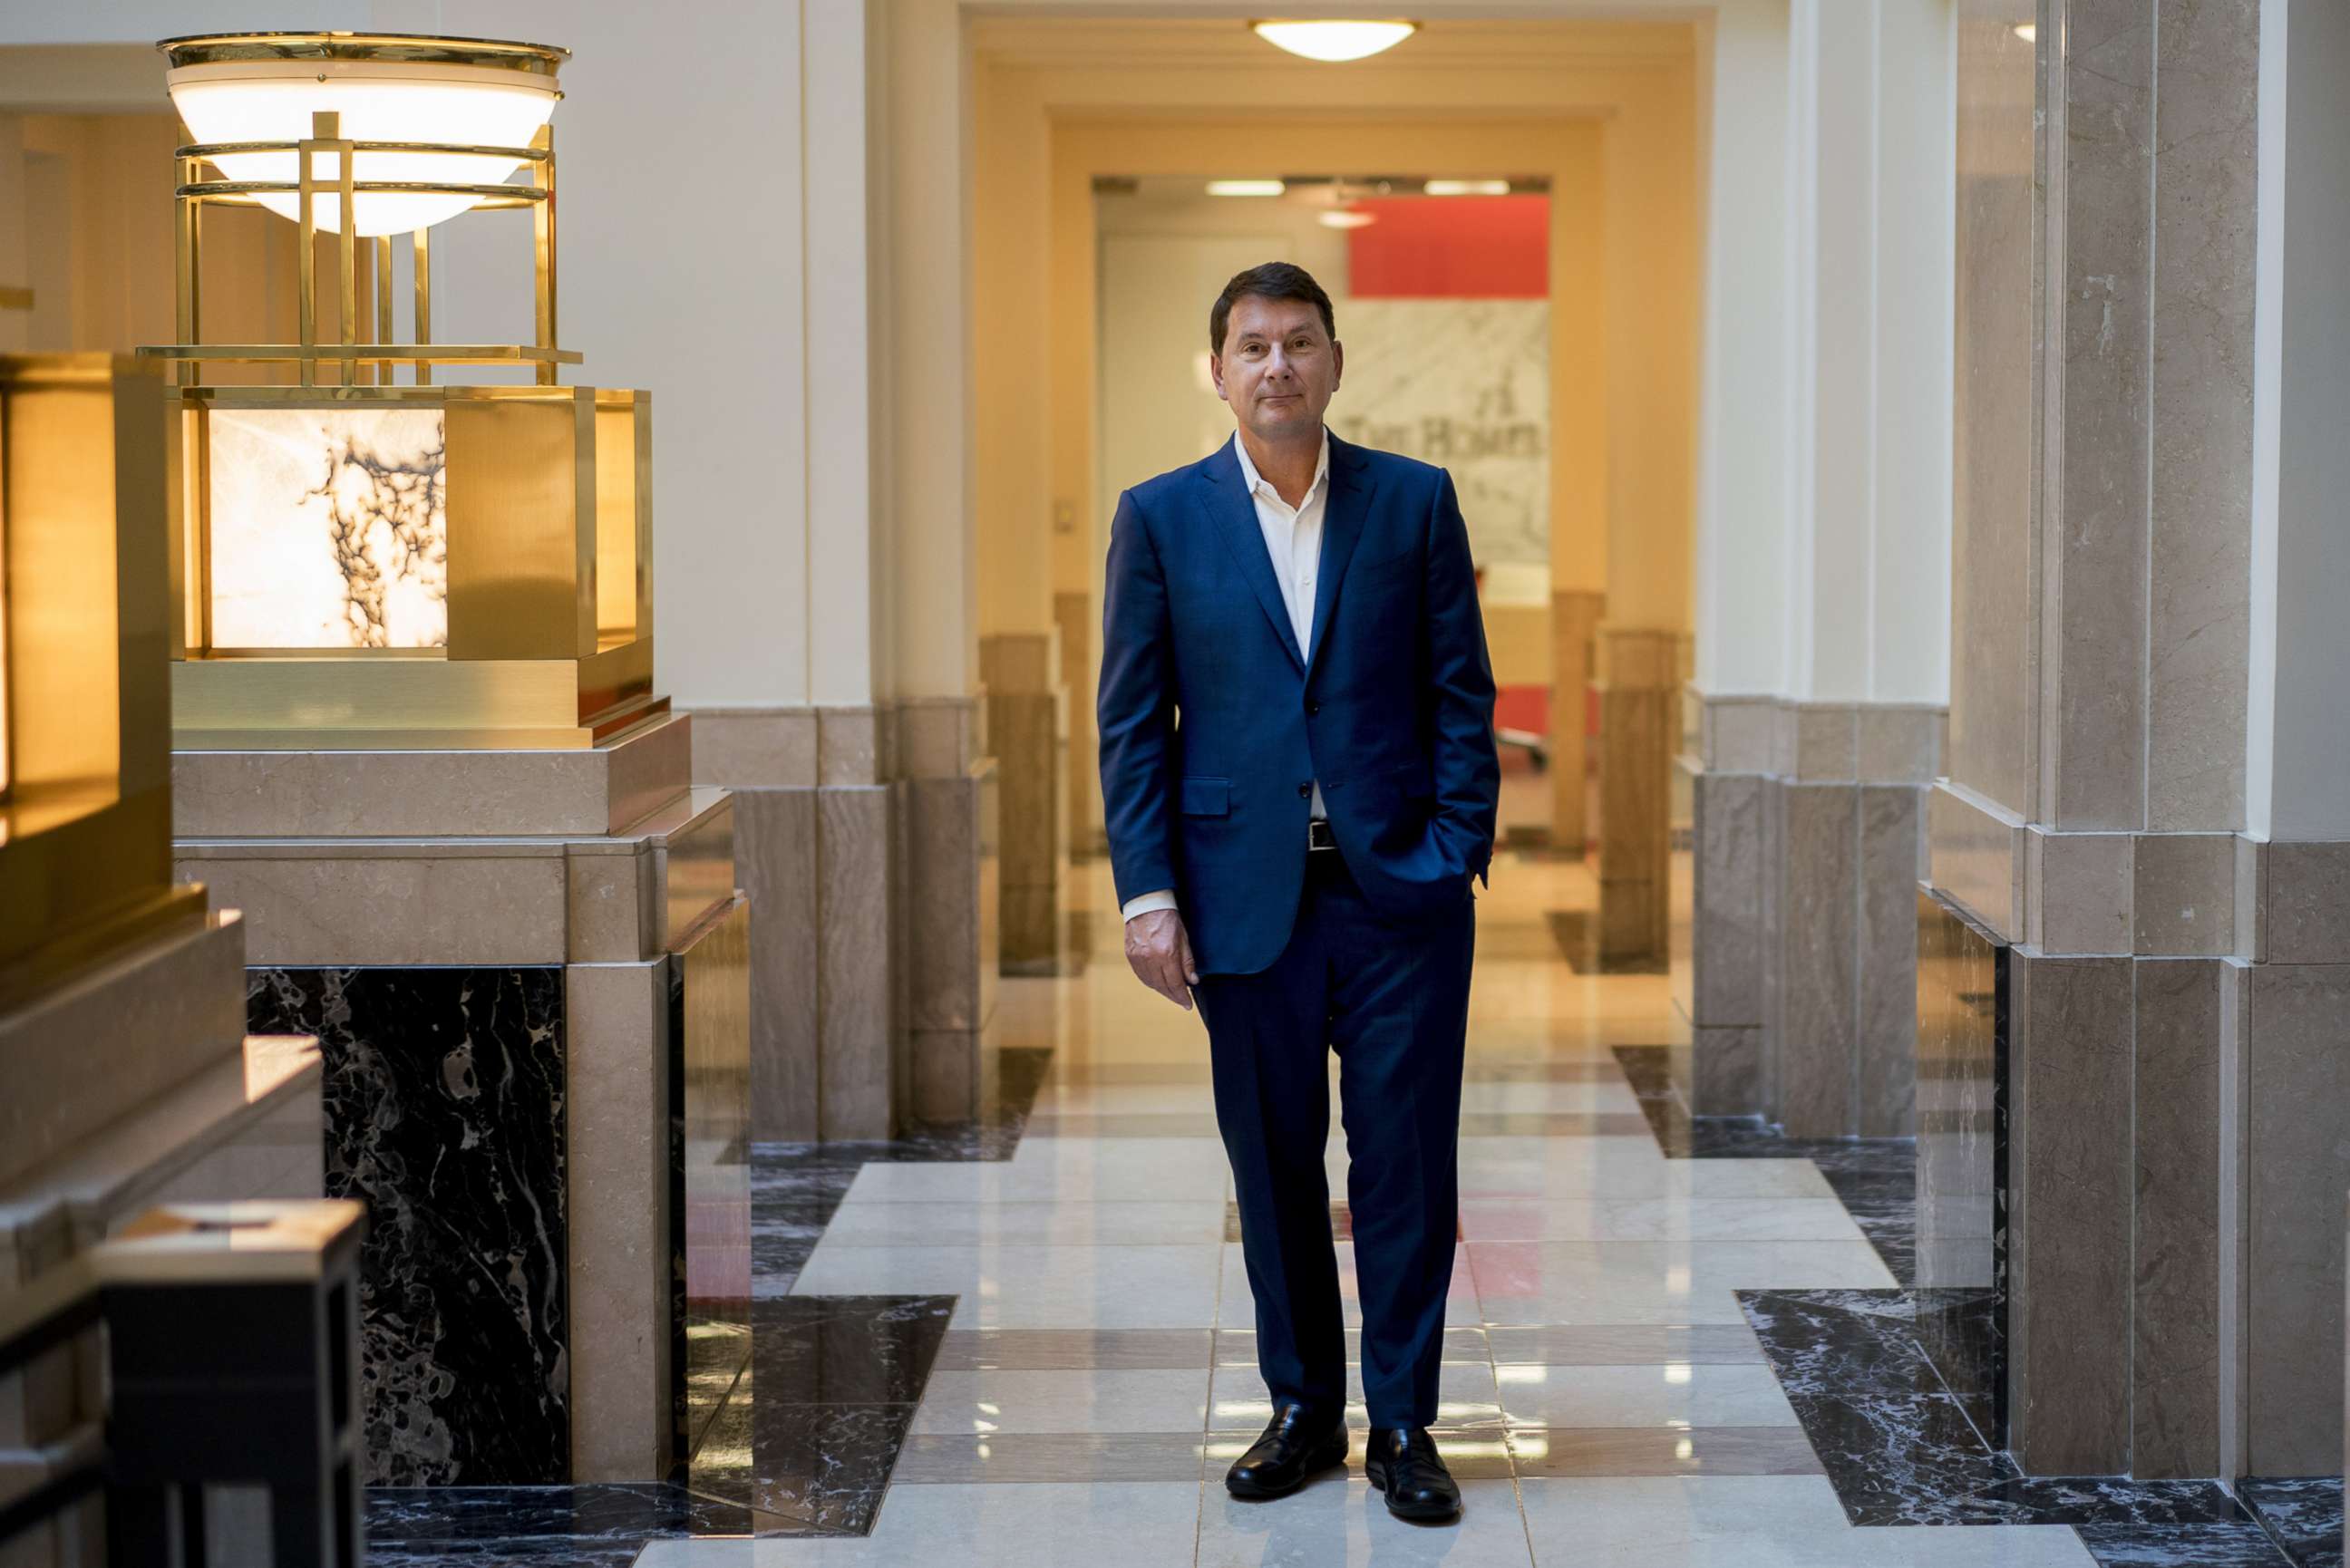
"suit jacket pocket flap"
1389,757,1437,799
1180,776,1232,816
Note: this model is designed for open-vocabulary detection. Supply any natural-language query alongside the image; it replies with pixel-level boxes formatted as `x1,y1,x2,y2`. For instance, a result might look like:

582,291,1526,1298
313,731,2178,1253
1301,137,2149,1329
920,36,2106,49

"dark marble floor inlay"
2241,1477,2345,1568
361,1046,1050,1560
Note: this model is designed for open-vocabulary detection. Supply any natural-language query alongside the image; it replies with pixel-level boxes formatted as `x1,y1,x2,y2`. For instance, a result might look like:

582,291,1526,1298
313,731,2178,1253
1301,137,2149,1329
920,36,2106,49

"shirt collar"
1230,427,1331,508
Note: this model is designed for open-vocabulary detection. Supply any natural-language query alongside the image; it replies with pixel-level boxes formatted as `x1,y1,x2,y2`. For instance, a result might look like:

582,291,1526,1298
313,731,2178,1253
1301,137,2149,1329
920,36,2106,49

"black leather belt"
1307,818,1337,852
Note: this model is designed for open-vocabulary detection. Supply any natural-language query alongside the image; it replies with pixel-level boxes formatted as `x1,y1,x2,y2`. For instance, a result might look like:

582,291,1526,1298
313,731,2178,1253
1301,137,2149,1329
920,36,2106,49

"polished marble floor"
372,852,2342,1566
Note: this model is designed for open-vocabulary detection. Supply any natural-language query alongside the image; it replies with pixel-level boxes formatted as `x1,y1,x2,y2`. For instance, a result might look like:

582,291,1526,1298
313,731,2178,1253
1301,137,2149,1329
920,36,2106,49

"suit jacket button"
1297,783,1312,799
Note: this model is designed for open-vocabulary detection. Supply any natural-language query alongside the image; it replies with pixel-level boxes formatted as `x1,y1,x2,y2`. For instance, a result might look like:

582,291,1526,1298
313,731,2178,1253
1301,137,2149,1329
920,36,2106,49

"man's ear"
1209,352,1230,403
1331,339,1344,390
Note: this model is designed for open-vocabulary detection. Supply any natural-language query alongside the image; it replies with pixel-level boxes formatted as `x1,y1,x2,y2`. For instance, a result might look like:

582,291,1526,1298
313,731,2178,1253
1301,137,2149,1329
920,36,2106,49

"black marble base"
2241,1478,2345,1568
361,1050,1049,1560
251,966,569,1486
1741,1289,2249,1531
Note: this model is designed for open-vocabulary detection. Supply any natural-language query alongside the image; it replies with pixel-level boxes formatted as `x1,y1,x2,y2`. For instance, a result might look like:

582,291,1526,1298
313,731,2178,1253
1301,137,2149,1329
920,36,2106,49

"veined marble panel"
209,409,448,650
248,964,568,1485
1327,298,1549,568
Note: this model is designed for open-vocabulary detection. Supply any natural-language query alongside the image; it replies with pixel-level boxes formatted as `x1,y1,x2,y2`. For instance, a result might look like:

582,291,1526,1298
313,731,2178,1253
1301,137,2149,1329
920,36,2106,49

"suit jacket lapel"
1201,440,1306,673
1305,437,1378,677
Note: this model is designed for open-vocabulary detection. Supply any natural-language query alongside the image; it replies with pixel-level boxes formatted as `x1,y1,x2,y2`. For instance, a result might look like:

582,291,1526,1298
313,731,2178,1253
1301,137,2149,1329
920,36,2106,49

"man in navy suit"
1098,262,1500,1522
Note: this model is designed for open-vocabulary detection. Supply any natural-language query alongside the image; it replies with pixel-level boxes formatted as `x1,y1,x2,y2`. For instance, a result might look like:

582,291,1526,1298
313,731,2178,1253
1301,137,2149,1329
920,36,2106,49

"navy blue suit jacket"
1097,433,1501,976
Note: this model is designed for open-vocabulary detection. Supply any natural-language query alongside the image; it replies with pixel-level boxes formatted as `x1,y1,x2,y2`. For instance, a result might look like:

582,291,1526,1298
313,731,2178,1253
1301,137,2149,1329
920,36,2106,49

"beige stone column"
1923,0,2296,1480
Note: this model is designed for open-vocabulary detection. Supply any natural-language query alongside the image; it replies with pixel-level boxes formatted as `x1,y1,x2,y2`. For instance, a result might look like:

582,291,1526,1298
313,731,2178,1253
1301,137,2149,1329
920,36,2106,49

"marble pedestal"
173,715,751,1486
0,912,325,1568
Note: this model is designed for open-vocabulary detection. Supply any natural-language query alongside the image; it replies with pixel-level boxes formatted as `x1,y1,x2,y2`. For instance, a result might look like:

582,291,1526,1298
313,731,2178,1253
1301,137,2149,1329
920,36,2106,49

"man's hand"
1124,908,1199,1011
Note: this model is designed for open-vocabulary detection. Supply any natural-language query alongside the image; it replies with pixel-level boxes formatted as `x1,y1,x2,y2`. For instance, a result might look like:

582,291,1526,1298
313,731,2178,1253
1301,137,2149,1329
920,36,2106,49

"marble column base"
180,742,745,1486
0,909,248,1190
1917,837,2350,1479
1683,695,1939,1136
698,701,997,1143
983,633,1070,976
1597,629,1680,968
1549,590,1605,857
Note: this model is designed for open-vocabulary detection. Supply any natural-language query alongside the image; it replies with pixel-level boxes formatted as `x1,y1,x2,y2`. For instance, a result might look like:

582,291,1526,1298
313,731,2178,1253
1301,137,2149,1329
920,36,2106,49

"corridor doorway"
1090,176,1565,852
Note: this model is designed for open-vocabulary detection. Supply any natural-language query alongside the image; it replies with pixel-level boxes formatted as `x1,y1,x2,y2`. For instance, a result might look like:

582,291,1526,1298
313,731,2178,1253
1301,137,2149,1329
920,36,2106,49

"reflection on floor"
364,852,2343,1567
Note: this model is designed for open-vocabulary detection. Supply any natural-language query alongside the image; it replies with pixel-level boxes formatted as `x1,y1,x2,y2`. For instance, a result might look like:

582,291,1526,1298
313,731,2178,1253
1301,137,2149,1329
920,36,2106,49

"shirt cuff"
1121,888,1179,923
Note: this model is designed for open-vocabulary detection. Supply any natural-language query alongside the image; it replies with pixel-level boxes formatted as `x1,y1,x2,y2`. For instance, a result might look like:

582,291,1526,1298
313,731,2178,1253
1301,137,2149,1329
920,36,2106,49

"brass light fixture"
143,33,659,750
1249,20,1420,63
0,354,202,1007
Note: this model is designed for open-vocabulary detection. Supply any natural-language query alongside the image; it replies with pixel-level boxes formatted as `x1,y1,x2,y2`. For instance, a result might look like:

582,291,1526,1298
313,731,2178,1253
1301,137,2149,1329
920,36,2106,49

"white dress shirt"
1122,430,1332,924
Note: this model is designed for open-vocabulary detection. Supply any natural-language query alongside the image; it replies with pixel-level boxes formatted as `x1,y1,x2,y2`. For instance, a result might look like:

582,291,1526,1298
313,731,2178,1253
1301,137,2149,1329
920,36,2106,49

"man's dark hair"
1209,262,1337,356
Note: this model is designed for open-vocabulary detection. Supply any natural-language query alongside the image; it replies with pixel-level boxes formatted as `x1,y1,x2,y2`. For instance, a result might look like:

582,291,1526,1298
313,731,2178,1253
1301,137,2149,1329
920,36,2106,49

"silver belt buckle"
1307,819,1336,852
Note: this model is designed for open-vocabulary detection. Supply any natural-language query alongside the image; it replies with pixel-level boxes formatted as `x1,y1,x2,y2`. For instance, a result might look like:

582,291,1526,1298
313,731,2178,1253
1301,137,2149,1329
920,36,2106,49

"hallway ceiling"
969,17,1695,75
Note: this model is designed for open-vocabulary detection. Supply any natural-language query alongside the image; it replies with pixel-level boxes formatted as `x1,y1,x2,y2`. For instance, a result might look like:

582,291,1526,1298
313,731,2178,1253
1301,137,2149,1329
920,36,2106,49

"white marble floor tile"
1207,1360,1505,1432
821,1199,1229,1247
1468,1241,1896,1325
635,1482,1206,1567
1515,1477,2095,1566
790,1242,1226,1330
912,1368,1213,1435
1458,1197,1866,1243
1456,1079,1646,1113
842,1141,1232,1203
1196,1477,1532,1568
1455,1150,1836,1202
1492,1362,1800,1428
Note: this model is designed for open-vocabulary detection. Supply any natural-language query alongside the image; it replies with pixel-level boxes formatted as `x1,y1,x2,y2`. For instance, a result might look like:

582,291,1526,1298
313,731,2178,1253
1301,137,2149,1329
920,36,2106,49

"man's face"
1211,294,1343,441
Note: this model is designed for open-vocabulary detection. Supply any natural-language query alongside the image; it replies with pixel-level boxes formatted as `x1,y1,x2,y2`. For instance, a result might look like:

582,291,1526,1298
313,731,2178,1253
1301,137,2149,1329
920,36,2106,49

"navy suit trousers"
1194,850,1474,1429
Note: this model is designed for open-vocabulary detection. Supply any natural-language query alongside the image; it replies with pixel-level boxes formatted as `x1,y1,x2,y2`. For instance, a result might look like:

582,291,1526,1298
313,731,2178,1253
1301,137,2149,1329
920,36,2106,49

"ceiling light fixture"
1423,179,1511,197
1250,21,1419,63
1206,179,1286,198
1318,209,1376,229
2013,22,2036,42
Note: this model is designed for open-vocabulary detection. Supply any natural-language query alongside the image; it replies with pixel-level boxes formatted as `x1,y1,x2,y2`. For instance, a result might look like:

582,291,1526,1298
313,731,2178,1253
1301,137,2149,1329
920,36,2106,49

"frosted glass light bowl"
160,34,566,237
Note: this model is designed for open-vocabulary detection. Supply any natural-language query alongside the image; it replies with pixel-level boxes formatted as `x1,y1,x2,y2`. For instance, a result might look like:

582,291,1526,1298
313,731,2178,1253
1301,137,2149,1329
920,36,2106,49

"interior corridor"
356,852,2322,1564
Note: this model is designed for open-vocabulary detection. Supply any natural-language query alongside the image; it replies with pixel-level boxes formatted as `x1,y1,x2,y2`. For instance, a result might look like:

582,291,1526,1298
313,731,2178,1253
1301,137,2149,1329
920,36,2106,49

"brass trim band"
180,139,551,161
157,32,568,75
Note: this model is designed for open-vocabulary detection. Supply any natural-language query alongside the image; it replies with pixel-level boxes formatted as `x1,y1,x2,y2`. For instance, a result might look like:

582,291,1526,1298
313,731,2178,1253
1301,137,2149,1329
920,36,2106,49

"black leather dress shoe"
1364,1427,1461,1522
1226,1401,1347,1498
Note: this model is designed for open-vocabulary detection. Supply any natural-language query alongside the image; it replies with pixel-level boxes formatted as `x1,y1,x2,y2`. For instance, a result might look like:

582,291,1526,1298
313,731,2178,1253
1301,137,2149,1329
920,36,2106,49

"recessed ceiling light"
1250,21,1419,63
2013,22,2036,41
1423,179,1511,197
1318,209,1376,228
1206,179,1286,198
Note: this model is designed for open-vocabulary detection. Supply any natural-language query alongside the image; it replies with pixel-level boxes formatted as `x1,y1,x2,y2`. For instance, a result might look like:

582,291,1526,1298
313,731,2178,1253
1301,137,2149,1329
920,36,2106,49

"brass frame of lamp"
0,354,209,1011
141,32,665,751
